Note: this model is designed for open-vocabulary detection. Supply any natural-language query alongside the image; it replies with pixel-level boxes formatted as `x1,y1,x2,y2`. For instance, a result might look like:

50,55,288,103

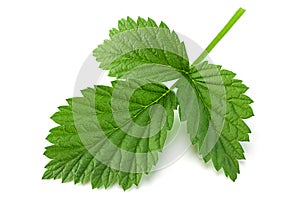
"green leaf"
176,61,253,181
43,80,177,190
45,9,254,189
93,17,189,81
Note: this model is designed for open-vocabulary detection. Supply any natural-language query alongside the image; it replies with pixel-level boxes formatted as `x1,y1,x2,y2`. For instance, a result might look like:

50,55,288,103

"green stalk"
193,7,246,66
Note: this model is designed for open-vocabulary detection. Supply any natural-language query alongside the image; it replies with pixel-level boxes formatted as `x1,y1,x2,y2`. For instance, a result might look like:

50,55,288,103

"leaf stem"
193,7,246,66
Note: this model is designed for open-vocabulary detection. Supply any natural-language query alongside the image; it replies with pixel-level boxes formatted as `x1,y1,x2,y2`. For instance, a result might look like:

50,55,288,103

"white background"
1,0,299,199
